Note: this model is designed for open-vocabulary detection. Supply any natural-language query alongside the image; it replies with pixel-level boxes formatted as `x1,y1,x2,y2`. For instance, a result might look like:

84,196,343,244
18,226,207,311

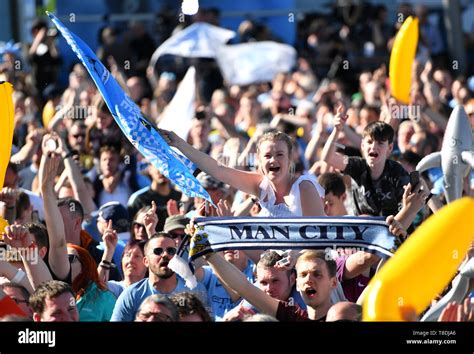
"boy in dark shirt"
321,106,409,216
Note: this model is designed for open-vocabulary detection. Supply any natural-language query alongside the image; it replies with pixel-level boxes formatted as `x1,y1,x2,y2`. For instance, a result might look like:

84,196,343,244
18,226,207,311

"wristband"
99,263,111,270
11,269,26,284
100,260,116,268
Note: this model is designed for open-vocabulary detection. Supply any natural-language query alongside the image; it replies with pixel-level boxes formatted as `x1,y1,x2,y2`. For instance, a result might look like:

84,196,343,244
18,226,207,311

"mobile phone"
45,137,58,153
409,171,420,190
276,251,291,267
276,258,290,267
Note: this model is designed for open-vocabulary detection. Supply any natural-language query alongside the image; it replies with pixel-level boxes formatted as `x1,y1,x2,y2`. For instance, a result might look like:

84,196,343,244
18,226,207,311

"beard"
155,268,174,279
150,260,174,279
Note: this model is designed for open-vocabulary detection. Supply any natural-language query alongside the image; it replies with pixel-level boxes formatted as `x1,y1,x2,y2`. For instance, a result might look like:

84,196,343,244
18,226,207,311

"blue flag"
47,12,213,204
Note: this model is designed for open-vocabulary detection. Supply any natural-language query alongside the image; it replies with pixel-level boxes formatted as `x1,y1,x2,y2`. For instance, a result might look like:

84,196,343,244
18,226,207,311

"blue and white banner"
215,41,297,86
189,216,399,261
158,66,196,141
47,12,213,204
149,22,236,68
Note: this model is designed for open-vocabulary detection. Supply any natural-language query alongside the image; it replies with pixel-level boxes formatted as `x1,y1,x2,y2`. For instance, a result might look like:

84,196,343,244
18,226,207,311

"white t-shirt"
257,174,325,217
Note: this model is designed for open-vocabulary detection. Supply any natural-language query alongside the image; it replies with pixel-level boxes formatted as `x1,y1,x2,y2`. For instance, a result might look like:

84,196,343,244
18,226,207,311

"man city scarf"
169,216,399,289
189,216,400,261
47,12,213,204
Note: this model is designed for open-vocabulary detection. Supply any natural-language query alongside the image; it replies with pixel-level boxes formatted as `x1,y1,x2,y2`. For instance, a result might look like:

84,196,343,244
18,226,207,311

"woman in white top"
159,129,325,217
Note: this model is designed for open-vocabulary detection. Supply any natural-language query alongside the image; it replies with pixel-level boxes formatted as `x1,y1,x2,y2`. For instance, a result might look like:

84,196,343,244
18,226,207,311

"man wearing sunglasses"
66,121,93,171
111,233,208,321
163,215,189,246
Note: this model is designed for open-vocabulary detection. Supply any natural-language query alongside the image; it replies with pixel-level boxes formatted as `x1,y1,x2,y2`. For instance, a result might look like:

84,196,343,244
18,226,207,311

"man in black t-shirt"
321,106,409,216
127,164,181,231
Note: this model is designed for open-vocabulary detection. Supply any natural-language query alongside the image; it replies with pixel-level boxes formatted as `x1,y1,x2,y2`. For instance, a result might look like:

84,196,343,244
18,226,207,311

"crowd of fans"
0,2,473,323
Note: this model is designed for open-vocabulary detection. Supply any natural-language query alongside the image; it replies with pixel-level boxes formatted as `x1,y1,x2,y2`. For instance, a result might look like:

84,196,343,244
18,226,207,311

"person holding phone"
321,105,410,216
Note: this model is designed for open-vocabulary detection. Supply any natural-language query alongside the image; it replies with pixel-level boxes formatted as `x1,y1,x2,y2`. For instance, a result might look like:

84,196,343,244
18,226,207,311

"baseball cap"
163,215,190,233
95,202,130,232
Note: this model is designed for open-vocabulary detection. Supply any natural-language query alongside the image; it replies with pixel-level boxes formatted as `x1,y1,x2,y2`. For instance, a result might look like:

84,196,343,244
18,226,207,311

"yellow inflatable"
0,217,8,236
0,81,14,234
363,197,474,321
389,16,419,105
0,81,14,189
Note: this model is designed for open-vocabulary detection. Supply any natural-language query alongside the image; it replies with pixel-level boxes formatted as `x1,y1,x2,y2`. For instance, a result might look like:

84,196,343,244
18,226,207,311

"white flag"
158,66,196,140
149,22,236,68
215,41,297,86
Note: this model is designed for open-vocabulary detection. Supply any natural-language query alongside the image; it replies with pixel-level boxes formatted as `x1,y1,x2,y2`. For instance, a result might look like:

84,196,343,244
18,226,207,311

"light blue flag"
47,12,213,204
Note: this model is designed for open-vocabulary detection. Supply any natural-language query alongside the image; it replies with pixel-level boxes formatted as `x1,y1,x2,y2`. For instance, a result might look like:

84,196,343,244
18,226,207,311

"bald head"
326,302,362,322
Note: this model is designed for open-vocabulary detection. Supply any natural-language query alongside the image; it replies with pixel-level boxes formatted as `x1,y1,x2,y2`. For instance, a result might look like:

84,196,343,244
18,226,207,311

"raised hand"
102,219,118,253
0,187,18,208
3,224,35,249
386,215,407,239
56,136,70,157
402,178,429,211
26,128,43,146
438,300,473,322
333,105,348,132
144,201,158,237
274,250,299,271
196,201,217,217
216,199,233,217
38,145,61,192
185,221,196,238
41,133,61,156
167,199,180,216
158,128,181,148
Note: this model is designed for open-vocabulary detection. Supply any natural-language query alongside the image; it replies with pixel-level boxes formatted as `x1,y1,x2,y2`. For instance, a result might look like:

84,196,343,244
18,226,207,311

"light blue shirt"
107,280,126,299
201,261,255,321
111,276,208,321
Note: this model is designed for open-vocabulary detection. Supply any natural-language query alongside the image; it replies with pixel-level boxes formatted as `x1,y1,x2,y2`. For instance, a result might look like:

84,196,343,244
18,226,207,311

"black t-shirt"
276,301,326,322
343,157,409,216
128,188,182,231
46,238,121,283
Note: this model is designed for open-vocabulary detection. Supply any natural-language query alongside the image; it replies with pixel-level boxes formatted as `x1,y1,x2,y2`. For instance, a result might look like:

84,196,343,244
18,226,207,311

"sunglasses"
133,222,146,230
152,247,177,257
72,133,86,138
169,231,185,239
